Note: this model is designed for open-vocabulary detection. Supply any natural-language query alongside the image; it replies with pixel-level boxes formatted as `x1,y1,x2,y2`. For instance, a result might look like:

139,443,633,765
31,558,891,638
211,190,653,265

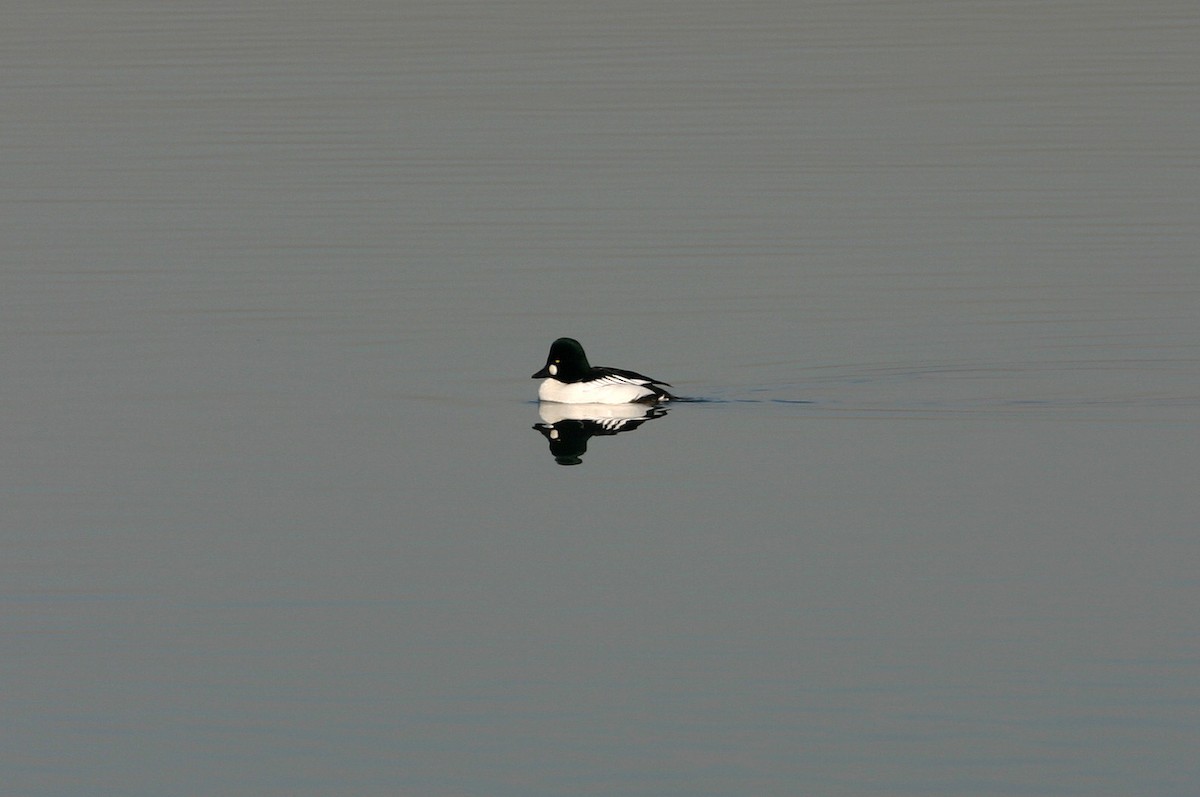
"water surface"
3,2,1198,796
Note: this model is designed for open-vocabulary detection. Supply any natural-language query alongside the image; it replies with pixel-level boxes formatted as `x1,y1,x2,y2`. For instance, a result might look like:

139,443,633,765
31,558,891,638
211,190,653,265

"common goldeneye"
532,338,675,404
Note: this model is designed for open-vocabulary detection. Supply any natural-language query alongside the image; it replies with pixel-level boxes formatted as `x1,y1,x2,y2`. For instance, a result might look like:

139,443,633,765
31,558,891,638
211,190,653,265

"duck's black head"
532,337,591,381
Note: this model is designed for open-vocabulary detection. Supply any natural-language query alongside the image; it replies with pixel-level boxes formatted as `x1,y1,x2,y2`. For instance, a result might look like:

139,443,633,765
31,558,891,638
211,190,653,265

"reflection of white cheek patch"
548,364,558,376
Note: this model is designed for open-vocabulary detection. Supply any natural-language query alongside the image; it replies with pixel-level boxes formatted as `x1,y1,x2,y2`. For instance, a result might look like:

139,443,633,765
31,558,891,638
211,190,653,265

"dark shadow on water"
531,403,670,466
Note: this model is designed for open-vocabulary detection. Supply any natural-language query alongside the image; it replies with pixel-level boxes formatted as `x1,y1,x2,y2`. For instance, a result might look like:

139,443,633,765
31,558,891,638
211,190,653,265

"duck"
532,337,675,404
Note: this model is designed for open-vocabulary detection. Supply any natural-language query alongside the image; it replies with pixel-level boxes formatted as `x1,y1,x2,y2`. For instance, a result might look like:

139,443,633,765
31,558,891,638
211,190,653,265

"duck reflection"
533,402,669,466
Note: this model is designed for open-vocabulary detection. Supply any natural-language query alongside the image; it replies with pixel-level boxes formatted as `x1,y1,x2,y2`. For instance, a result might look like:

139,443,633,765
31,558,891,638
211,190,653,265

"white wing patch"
594,373,651,388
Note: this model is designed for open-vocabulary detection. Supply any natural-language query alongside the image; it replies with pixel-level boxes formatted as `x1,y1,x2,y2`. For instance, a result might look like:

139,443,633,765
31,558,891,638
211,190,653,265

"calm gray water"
3,2,1198,796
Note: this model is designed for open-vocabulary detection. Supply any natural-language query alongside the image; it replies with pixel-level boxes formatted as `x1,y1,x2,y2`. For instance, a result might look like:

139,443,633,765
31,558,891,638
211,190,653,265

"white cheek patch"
548,363,558,376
